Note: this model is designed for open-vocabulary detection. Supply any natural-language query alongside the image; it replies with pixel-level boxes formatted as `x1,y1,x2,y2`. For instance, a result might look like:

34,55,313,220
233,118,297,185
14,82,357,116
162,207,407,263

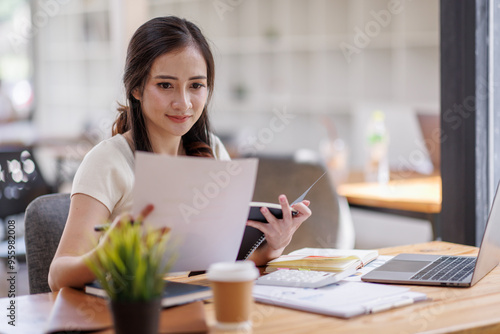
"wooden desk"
337,175,442,239
1,242,499,334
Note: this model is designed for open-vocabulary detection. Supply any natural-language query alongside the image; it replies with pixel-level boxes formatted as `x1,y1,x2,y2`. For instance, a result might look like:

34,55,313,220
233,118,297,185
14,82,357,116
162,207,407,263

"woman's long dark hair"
112,16,214,157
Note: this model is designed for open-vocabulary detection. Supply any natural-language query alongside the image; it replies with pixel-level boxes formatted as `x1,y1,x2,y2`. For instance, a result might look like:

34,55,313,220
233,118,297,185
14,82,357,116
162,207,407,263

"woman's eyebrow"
154,75,207,80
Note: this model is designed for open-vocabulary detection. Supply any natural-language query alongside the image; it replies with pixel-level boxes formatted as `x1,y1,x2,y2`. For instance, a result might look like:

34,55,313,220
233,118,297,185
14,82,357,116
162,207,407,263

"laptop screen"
471,182,500,285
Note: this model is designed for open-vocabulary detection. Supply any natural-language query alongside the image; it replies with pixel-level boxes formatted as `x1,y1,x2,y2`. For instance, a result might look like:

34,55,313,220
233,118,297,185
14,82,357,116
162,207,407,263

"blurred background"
0,0,439,177
0,0,439,283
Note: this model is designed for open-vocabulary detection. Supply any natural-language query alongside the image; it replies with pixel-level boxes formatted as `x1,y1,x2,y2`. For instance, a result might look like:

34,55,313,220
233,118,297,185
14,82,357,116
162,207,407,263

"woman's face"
133,45,208,142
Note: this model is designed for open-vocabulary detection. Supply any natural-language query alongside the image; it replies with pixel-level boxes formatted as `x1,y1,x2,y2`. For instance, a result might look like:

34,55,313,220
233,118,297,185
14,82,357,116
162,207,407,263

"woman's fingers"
246,220,270,235
129,204,155,226
246,196,312,253
260,206,278,224
158,226,171,236
105,204,154,231
279,195,293,222
97,204,156,249
137,204,155,222
292,202,312,217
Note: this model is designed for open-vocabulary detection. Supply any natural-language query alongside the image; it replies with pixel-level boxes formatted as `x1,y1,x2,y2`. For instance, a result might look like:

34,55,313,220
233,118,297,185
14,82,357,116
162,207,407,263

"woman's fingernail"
261,207,268,213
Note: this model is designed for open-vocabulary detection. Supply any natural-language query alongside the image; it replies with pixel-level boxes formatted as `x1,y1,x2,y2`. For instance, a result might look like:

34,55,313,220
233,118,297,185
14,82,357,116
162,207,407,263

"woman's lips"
166,115,191,123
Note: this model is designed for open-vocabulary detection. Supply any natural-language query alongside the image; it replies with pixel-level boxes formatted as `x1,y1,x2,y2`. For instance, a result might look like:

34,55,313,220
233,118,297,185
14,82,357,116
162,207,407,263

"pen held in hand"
94,224,111,232
290,171,326,206
93,204,154,232
93,220,142,232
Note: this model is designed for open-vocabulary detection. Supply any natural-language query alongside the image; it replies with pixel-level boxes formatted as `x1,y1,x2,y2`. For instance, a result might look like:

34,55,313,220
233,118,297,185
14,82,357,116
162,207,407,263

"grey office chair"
251,155,354,253
25,193,70,294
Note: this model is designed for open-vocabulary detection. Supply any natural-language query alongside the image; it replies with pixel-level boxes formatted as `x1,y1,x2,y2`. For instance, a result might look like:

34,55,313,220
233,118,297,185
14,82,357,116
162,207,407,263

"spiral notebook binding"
244,235,266,260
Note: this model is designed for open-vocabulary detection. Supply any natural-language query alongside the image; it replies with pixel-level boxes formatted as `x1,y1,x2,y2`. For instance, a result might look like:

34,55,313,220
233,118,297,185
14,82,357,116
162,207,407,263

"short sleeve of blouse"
211,134,231,160
71,136,134,214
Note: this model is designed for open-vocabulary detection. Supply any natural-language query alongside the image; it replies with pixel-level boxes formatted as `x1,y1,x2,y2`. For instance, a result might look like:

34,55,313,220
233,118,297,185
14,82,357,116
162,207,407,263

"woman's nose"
171,89,192,111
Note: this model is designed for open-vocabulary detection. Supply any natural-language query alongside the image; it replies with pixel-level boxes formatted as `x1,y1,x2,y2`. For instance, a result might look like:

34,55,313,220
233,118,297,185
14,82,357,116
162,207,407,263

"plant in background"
85,217,175,301
365,110,389,184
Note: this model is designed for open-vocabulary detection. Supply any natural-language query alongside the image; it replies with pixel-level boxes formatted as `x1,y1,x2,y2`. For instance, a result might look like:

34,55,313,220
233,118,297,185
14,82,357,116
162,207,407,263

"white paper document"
253,281,427,318
133,152,258,272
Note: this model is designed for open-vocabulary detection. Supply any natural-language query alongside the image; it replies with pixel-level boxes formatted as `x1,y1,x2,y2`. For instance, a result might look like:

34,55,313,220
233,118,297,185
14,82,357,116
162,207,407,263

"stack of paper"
133,152,258,272
266,248,379,273
253,281,426,318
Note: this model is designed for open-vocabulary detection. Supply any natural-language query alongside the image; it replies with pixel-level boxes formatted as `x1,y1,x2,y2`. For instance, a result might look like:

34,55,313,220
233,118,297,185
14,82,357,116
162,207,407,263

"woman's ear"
131,87,141,101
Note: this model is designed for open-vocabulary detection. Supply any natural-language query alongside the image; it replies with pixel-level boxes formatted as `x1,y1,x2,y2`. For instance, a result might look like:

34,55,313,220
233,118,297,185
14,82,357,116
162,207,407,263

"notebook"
85,280,212,308
362,182,500,287
237,172,326,260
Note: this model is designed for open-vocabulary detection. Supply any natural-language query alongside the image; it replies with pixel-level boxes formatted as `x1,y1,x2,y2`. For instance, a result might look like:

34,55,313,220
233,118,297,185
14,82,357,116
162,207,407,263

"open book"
265,248,379,273
237,171,326,261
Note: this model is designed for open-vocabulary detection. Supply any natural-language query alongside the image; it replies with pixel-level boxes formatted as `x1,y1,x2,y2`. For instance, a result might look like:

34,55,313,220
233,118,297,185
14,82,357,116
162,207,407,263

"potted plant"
85,217,174,334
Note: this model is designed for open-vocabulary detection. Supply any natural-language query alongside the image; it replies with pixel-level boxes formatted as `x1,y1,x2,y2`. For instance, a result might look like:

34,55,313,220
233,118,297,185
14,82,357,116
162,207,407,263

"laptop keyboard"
410,256,476,282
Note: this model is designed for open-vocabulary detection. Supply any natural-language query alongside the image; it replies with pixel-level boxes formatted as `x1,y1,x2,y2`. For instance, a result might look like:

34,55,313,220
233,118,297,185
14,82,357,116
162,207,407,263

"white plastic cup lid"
207,261,259,282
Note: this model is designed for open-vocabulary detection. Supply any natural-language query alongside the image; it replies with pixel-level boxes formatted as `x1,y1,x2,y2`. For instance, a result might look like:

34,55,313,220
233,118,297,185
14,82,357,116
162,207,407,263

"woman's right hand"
95,204,155,251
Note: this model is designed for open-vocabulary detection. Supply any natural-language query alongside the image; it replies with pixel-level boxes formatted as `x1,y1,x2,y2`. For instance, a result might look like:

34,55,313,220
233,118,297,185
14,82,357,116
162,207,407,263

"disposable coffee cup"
207,261,259,331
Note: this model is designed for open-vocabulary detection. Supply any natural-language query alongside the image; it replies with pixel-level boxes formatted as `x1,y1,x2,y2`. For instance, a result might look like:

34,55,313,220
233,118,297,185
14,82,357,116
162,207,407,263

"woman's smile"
166,114,191,123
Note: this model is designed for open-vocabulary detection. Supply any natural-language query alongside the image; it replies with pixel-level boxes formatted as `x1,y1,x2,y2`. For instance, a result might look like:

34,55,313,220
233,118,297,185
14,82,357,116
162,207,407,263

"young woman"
48,16,312,291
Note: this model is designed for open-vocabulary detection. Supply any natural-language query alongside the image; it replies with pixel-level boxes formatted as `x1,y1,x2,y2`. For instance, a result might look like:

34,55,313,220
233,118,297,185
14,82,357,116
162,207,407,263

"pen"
93,207,152,232
93,221,140,232
94,224,111,232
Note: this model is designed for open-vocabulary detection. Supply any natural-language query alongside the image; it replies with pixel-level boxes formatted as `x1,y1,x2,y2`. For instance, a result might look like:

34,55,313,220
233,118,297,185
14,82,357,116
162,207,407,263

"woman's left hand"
246,194,311,265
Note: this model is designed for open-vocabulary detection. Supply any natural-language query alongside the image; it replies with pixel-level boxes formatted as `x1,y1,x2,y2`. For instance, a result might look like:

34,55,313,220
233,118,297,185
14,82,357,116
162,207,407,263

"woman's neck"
122,131,184,156
151,138,183,155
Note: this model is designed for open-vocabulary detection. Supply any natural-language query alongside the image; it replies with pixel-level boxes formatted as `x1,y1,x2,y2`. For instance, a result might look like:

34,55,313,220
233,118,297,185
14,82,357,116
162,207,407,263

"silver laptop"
362,183,500,287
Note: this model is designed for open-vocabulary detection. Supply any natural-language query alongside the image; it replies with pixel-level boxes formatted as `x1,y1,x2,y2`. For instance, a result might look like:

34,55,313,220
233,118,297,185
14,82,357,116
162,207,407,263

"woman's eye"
158,82,172,89
192,83,205,89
